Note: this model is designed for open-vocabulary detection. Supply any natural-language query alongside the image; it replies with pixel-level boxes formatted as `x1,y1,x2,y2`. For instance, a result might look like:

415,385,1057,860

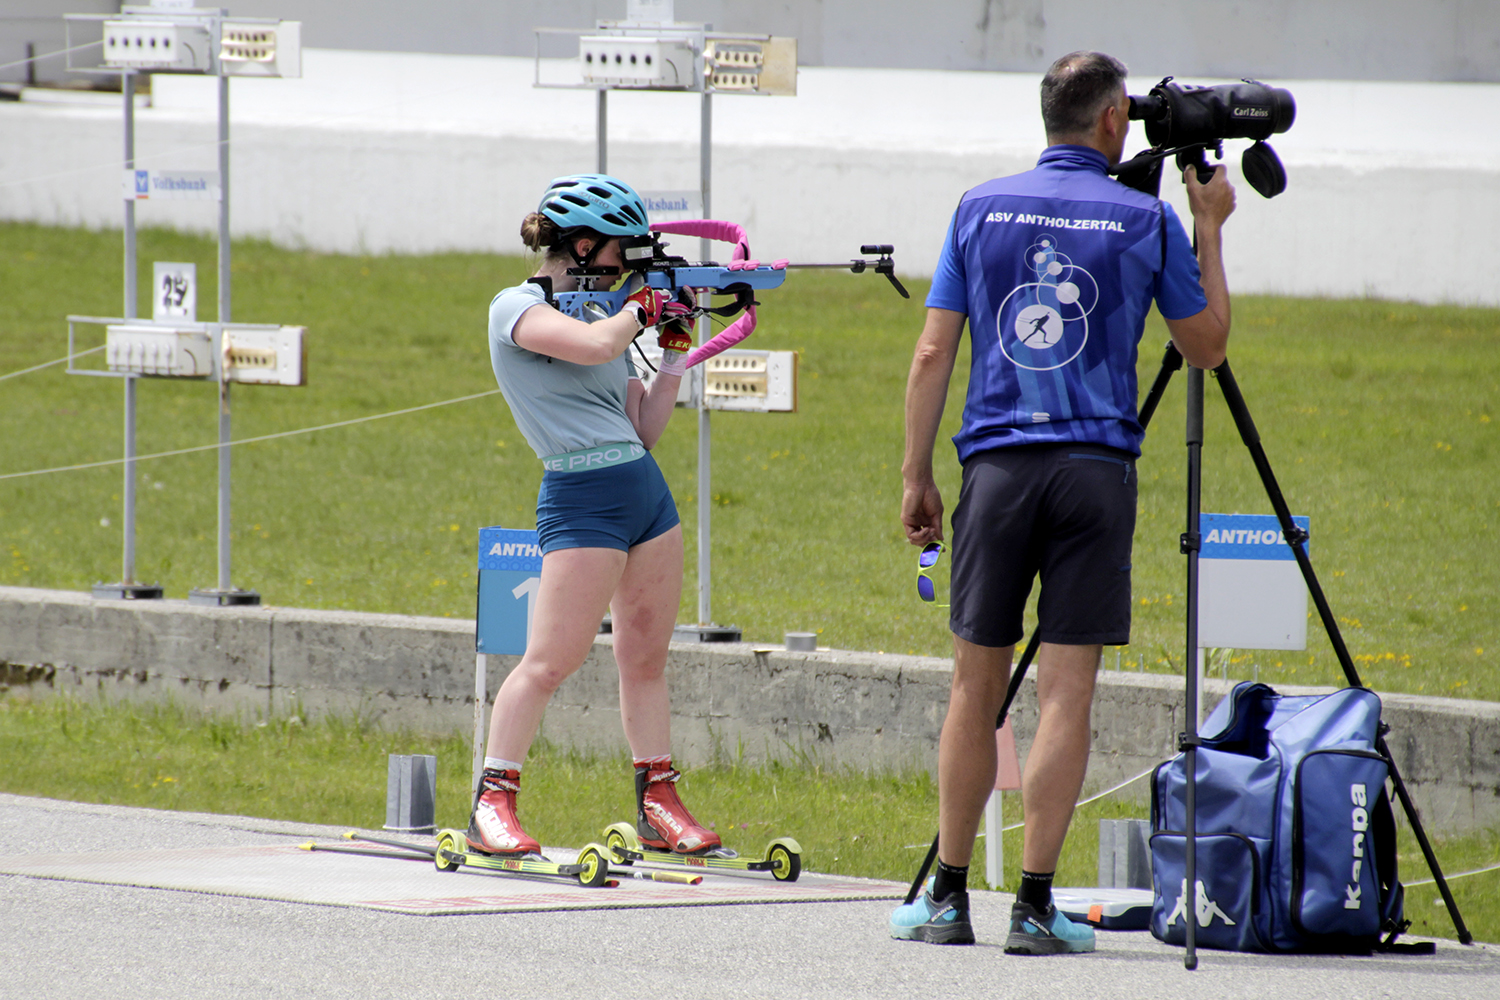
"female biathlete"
468,174,721,858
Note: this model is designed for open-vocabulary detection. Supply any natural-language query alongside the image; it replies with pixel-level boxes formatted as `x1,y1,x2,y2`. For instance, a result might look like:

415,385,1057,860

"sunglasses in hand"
917,541,948,607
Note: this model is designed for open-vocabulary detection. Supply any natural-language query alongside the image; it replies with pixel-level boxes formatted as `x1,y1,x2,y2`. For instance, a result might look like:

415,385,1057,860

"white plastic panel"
220,20,302,79
102,20,211,71
105,324,213,377
579,36,698,88
225,326,307,386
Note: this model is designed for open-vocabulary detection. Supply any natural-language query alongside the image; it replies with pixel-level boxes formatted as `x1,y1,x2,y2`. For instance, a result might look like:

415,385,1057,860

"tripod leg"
1182,366,1206,971
903,632,1042,905
1212,359,1472,944
1138,340,1184,432
1379,734,1474,945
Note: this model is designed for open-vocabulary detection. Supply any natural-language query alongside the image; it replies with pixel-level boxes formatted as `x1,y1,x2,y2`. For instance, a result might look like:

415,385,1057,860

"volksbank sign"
122,170,222,202
640,190,702,223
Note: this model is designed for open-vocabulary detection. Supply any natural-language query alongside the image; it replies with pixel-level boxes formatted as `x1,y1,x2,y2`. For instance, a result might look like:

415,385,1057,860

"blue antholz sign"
1198,512,1311,651
1200,513,1310,561
475,527,542,655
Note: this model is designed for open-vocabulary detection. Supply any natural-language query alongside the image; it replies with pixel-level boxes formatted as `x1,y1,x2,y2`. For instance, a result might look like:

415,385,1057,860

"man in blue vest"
891,50,1237,953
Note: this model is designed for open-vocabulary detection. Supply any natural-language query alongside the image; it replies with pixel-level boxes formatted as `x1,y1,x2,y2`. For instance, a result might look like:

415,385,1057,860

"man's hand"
1184,163,1236,232
901,477,945,545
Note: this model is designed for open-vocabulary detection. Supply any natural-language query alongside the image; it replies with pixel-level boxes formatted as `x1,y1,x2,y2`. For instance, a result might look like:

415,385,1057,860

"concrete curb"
2,586,1496,833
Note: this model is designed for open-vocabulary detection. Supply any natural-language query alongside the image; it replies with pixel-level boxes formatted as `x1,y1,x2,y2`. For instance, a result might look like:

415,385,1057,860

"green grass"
2,222,1493,943
1,693,1492,943
1,222,1495,699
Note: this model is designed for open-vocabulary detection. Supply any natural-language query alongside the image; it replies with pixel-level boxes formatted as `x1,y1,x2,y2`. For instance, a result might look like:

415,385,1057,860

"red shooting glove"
624,283,668,329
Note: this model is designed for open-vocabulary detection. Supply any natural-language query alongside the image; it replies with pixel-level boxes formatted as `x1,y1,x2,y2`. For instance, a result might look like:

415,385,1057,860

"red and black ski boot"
466,768,542,856
635,760,724,855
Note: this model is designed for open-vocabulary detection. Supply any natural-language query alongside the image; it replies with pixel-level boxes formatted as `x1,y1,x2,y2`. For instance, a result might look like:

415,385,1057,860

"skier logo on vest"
995,232,1098,372
1164,877,1237,928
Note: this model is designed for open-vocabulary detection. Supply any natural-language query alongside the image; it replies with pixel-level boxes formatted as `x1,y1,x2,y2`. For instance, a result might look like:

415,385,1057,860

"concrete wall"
3,586,1496,836
8,2,1498,82
3,51,1499,306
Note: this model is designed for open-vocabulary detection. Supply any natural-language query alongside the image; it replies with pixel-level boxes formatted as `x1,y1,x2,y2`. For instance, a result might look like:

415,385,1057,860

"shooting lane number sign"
475,527,543,655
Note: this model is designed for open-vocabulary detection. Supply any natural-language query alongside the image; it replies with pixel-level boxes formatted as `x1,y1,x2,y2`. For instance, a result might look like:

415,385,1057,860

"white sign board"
1198,513,1310,651
123,170,221,202
640,190,703,224
153,262,196,322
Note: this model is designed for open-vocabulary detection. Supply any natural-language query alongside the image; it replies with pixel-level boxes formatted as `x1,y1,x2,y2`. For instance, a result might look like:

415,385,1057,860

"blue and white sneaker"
889,878,975,945
1004,901,1096,955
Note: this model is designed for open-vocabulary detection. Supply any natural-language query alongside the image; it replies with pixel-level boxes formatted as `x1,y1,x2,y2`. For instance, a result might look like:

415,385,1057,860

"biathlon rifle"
536,220,908,369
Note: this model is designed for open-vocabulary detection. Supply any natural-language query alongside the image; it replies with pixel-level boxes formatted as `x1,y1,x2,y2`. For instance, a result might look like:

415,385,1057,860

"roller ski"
433,827,616,887
424,765,611,886
602,760,803,882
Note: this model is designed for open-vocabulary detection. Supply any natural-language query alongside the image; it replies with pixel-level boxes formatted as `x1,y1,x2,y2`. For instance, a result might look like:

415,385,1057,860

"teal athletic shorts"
535,450,679,554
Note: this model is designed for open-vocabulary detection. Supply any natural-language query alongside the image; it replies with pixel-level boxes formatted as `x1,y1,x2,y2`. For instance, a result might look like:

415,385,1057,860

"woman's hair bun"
520,211,560,252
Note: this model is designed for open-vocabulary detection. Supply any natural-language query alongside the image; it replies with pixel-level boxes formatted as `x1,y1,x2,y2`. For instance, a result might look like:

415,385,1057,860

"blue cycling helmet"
538,173,650,240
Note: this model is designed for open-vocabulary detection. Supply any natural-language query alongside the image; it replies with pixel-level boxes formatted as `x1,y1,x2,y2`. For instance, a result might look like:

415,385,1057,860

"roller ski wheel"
434,829,464,872
604,826,637,864
602,822,804,882
432,828,615,887
768,841,802,882
575,845,610,888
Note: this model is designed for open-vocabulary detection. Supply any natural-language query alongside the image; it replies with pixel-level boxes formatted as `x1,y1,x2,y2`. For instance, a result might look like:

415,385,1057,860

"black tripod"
904,342,1472,965
1163,344,1471,966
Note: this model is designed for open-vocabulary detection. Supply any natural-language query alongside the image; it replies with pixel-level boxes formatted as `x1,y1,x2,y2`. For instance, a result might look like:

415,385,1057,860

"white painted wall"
11,1,1496,81
2,49,1498,305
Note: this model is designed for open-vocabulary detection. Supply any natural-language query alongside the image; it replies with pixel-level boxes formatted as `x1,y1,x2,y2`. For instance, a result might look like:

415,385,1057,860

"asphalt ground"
1,793,1494,999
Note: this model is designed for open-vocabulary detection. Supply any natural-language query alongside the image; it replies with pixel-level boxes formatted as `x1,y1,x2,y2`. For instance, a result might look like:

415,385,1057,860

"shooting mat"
0,841,904,916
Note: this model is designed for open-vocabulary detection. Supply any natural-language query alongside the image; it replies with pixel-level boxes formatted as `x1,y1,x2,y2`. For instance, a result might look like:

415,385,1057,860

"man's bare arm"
901,308,966,545
1164,164,1236,369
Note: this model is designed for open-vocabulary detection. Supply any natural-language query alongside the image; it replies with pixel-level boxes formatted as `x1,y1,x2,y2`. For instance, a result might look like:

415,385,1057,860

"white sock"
633,754,671,768
484,757,523,773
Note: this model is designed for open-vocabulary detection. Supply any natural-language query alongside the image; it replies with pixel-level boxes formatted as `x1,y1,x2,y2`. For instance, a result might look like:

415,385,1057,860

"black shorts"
949,444,1137,649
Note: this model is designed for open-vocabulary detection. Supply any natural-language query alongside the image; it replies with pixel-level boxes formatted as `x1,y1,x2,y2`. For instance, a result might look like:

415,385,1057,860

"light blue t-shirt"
488,282,642,460
928,145,1208,459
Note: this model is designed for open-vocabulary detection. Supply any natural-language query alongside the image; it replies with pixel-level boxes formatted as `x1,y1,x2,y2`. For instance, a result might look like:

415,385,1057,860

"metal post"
596,89,607,173
696,90,712,626
123,72,137,320
94,71,162,602
122,71,138,586
192,73,257,606
472,653,487,795
123,376,137,582
217,73,233,593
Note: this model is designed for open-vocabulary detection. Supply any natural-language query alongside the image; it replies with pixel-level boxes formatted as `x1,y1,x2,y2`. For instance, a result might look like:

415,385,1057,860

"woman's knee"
513,654,583,695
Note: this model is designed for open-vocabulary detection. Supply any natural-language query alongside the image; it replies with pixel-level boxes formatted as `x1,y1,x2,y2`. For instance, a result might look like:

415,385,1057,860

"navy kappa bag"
1149,682,1407,953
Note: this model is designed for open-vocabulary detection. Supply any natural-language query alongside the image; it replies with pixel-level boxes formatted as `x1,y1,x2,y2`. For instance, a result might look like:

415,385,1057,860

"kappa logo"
1164,878,1237,929
1346,783,1369,909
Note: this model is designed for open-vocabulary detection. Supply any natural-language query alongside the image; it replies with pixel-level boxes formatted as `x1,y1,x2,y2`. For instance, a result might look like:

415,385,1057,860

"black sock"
933,860,968,900
1017,869,1054,912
